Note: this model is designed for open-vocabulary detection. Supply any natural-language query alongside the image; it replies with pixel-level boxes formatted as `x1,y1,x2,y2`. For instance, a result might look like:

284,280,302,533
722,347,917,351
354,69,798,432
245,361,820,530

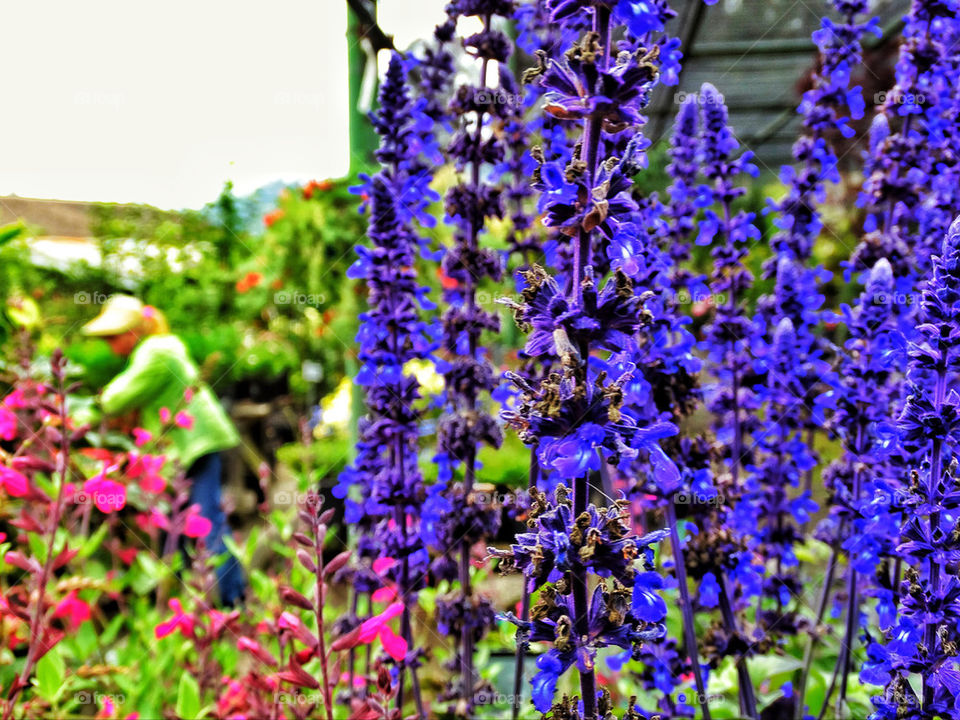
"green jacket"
101,335,240,470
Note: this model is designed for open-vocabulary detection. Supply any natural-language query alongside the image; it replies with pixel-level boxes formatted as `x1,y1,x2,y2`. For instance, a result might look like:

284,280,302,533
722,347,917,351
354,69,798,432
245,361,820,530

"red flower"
302,179,334,199
183,505,212,539
155,598,194,639
127,452,166,493
236,272,263,294
53,591,91,631
0,466,29,497
80,448,117,463
0,408,17,441
263,209,284,228
2,389,27,410
437,267,459,290
355,602,407,662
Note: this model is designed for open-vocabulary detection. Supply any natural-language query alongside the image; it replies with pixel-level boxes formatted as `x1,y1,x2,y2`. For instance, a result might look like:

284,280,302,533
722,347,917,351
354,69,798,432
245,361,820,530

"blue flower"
699,572,720,608
632,571,667,622
539,423,607,480
614,1,667,37
531,651,564,712
536,161,579,215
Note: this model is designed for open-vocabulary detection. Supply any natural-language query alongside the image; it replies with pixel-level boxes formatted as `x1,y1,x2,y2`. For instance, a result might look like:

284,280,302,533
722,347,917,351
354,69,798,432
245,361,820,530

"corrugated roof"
647,0,911,171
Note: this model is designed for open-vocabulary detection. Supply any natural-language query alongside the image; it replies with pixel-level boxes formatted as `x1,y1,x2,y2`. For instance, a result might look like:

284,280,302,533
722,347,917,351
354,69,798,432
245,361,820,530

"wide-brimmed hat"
81,295,167,336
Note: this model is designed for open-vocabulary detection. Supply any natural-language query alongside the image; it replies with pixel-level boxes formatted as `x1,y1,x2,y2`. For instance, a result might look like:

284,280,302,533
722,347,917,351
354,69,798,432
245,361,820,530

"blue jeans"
187,453,246,606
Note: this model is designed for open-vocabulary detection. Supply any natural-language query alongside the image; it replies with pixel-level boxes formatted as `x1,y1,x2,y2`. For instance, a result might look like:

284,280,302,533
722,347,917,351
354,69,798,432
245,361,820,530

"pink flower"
0,466,29,497
217,677,251,717
2,389,27,410
127,453,166,493
356,602,407,662
174,411,193,430
53,590,91,631
159,407,171,424
236,636,279,666
209,609,241,638
83,464,126,513
183,388,194,404
0,408,17,441
97,695,115,718
148,508,170,531
132,428,152,447
183,505,212,539
371,557,398,603
339,672,367,689
155,598,194,639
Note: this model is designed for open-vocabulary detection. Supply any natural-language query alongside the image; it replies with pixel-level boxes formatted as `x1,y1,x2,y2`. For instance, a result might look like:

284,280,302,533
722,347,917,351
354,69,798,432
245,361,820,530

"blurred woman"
82,294,245,605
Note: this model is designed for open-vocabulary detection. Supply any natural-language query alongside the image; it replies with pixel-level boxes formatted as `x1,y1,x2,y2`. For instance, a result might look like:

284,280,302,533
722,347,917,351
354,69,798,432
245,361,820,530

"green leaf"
35,647,65,702
176,673,201,719
79,522,110,559
131,552,172,595
244,525,260,562
221,535,243,564
749,653,803,680
70,622,98,658
27,531,48,564
0,222,25,246
99,614,125,646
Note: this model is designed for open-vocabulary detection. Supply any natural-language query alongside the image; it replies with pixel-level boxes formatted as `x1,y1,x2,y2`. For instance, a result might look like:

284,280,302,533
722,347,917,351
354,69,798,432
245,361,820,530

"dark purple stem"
717,578,758,720
666,502,712,720
512,454,539,720
4,359,70,720
311,515,335,720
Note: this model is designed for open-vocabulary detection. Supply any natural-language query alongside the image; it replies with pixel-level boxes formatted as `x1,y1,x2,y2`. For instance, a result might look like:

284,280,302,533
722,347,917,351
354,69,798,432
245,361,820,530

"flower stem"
569,9,610,718
794,540,840,720
836,466,862,714
922,367,947,709
512,454,539,720
394,504,425,718
573,473,598,719
460,455,476,709
4,358,70,720
717,578,758,720
312,515,335,720
666,502,712,720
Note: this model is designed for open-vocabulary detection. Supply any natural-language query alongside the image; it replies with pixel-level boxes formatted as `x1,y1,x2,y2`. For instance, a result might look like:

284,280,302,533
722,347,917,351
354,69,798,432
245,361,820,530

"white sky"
0,0,446,210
